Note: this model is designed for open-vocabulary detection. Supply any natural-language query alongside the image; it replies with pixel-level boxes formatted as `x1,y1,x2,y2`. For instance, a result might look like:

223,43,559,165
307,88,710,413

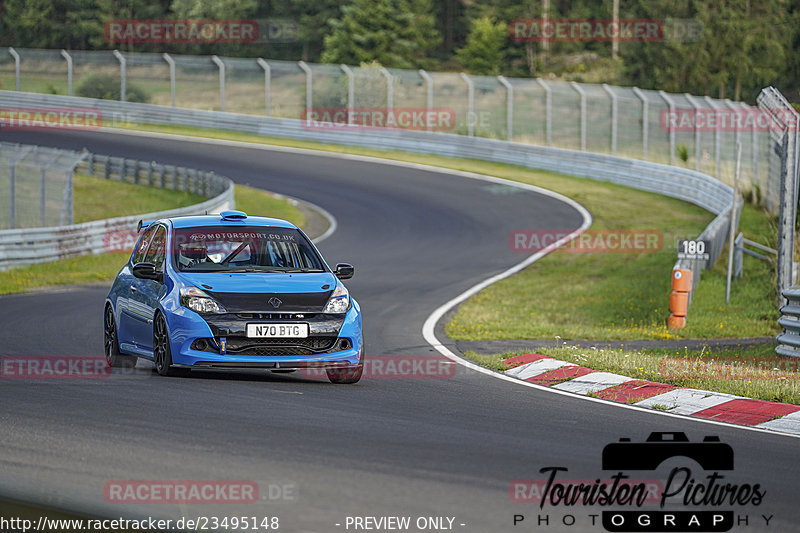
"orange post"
668,269,692,329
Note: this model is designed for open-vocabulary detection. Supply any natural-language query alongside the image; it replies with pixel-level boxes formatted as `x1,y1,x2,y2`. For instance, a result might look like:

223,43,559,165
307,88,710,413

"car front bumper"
165,302,363,368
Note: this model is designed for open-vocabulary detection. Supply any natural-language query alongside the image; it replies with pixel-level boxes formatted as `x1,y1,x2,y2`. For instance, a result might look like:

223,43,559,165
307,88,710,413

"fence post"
9,161,15,229
8,146,31,229
633,87,648,159
211,55,226,112
536,78,552,145
723,98,742,181
8,47,20,91
460,73,475,137
340,64,354,124
298,61,312,119
659,90,676,166
163,53,176,107
685,94,702,170
379,67,394,112
498,76,513,141
418,69,433,132
704,96,721,177
257,58,271,116
602,83,618,155
60,50,73,96
570,82,587,151
746,101,758,185
112,50,126,102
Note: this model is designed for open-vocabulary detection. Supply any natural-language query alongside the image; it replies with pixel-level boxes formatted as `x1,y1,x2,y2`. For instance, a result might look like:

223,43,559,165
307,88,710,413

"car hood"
176,271,338,313
177,271,338,294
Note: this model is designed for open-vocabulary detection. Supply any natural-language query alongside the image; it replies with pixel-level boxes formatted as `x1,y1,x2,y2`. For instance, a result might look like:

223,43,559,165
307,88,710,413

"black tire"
153,313,187,377
104,305,137,369
326,355,364,384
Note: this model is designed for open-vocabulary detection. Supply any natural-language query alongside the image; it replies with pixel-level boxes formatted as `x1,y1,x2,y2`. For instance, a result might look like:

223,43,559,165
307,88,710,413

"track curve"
0,129,797,532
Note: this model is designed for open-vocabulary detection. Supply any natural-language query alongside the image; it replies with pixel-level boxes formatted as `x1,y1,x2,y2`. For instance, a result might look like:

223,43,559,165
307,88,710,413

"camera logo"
602,432,733,471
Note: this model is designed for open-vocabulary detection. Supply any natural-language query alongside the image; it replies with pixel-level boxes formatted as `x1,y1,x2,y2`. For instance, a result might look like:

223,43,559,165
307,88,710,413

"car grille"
224,336,338,356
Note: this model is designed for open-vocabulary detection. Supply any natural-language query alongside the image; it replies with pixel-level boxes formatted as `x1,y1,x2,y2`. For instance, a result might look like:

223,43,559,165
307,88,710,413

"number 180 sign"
677,239,710,261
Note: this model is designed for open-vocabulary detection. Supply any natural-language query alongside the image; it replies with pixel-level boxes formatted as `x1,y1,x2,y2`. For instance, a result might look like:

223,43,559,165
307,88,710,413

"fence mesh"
2,48,793,219
0,143,86,230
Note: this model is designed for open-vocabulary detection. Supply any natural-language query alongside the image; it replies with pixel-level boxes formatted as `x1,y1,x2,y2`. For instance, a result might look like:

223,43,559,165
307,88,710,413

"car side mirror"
132,262,163,282
334,263,354,280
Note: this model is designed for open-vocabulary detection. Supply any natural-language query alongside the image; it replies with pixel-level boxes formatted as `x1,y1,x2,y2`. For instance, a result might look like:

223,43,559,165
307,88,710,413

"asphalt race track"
0,129,797,532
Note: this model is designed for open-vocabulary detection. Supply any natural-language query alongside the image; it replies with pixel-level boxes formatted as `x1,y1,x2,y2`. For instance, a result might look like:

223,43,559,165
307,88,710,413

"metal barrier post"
460,73,475,137
536,78,552,145
602,83,618,154
163,53,176,107
632,87,648,159
704,96,721,177
340,64,354,124
380,67,394,112
112,50,126,102
685,94,702,170
257,58,271,116
211,55,225,111
570,82,587,151
60,50,73,96
418,69,433,132
498,76,513,141
298,61,312,117
659,90,676,165
8,47,20,91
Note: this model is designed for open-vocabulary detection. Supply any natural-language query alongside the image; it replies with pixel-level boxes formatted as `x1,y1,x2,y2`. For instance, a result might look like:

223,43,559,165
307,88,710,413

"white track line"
98,126,800,440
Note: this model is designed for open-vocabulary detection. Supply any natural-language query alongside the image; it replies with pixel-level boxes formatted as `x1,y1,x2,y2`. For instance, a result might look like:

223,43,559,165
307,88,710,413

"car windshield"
171,225,325,273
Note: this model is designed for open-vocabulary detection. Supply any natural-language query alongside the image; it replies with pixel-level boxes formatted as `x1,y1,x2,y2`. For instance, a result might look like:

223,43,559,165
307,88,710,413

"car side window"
144,226,167,270
132,226,157,264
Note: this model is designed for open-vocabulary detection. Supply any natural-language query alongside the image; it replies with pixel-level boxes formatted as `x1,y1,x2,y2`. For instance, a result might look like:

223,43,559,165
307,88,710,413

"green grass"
0,181,304,295
115,122,778,340
73,173,204,224
447,201,777,341
465,343,800,404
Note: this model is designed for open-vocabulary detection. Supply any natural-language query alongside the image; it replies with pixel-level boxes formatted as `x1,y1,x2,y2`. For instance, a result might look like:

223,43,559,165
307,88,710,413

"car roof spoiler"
137,220,153,233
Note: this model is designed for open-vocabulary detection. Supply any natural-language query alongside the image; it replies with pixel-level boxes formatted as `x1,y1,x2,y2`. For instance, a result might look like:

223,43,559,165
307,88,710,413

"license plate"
246,323,309,338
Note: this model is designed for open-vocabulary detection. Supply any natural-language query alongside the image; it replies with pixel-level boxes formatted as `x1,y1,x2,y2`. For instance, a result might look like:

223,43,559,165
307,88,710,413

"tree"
3,0,113,49
455,17,507,75
321,0,441,69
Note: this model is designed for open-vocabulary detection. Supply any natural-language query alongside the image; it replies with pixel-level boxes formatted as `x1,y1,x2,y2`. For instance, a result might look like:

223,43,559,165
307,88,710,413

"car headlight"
180,287,226,314
323,284,350,314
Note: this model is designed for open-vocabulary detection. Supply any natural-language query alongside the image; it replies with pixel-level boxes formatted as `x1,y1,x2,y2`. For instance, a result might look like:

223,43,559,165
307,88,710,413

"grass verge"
0,181,303,295
73,173,204,223
464,344,800,405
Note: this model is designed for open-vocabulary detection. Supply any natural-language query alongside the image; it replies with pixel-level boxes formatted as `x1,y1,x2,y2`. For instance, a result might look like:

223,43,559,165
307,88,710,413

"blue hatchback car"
104,210,364,384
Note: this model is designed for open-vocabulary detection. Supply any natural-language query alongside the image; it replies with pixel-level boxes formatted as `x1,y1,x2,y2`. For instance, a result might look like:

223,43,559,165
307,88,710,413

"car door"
128,224,168,351
118,225,156,347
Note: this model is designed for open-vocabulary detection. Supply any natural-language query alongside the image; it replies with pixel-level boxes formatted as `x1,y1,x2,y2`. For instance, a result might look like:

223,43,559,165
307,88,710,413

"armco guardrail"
777,287,800,357
0,91,733,323
0,146,233,270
